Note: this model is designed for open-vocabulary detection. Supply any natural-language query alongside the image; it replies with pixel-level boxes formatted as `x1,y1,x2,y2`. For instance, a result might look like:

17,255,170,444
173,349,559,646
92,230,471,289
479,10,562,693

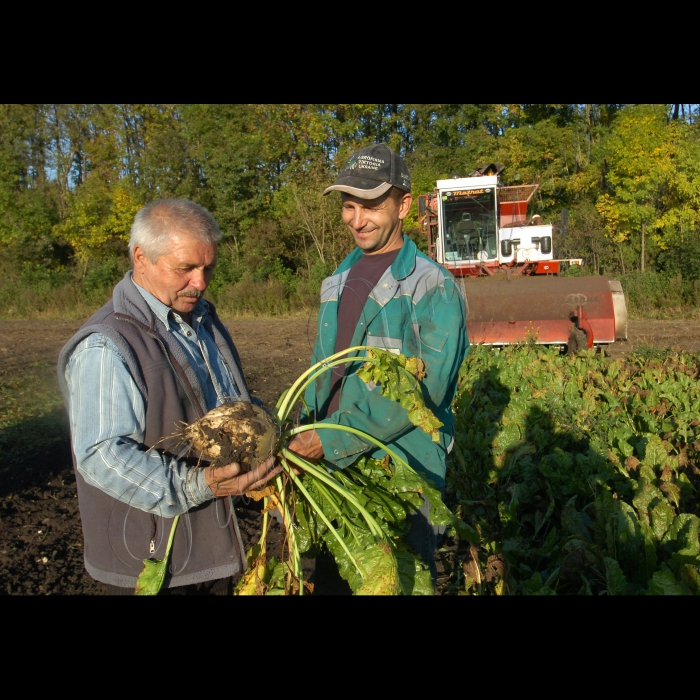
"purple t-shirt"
325,246,401,417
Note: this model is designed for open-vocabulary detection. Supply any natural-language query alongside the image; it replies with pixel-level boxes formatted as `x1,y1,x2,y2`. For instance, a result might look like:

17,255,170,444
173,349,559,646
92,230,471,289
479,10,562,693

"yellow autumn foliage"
53,179,141,262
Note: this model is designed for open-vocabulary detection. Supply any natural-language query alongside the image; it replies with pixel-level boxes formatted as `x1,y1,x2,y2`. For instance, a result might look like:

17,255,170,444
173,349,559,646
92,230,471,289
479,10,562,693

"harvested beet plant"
135,346,455,595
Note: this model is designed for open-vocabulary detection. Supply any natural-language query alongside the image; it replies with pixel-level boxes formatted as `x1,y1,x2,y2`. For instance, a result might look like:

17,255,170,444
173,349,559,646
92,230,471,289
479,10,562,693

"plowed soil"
1,316,698,595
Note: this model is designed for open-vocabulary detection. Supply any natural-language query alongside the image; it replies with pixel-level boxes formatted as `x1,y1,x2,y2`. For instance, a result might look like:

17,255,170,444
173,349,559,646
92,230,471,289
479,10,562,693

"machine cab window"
440,188,498,262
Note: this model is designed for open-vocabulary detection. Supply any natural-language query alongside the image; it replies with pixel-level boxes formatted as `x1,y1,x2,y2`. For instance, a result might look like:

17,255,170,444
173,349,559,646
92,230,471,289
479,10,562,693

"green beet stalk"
276,471,304,594
278,358,364,421
280,454,365,578
286,423,412,473
165,514,179,557
260,498,270,557
276,346,371,420
282,448,385,540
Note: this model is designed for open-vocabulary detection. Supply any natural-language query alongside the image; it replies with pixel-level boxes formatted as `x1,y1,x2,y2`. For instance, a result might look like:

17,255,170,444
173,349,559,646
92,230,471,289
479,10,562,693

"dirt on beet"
180,402,280,471
1,315,699,595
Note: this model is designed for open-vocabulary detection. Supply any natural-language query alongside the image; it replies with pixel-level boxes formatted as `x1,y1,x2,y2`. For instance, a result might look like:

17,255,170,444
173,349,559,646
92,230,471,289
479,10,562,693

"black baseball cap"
323,143,411,199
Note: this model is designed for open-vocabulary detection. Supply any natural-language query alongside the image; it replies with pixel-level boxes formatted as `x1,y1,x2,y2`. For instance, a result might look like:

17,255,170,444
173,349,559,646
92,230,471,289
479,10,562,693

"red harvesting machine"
417,164,627,348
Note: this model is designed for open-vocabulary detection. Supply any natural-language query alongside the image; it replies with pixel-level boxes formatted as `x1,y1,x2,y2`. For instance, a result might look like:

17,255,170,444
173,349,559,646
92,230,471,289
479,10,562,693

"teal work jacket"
304,235,469,489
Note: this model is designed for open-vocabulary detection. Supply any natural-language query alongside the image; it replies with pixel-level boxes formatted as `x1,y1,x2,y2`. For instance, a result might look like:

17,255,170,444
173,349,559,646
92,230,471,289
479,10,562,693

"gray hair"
129,199,222,264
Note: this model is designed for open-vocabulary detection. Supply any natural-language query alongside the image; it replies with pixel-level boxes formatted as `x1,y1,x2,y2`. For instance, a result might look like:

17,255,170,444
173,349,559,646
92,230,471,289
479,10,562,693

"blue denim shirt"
64,282,242,517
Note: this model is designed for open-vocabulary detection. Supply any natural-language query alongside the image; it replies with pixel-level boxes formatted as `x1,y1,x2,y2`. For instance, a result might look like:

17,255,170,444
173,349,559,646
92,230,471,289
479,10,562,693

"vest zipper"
150,514,157,556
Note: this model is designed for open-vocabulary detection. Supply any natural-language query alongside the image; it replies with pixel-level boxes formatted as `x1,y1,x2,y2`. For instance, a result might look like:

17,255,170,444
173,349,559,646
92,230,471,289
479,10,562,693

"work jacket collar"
335,234,417,282
328,235,418,350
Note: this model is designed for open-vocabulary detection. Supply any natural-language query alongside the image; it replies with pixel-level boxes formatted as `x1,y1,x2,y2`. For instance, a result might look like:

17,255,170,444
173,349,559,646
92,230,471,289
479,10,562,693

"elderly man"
289,143,469,591
58,198,279,595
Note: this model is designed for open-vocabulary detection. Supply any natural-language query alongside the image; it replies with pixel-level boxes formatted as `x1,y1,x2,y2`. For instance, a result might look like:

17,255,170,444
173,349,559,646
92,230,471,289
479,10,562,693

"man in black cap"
289,144,469,593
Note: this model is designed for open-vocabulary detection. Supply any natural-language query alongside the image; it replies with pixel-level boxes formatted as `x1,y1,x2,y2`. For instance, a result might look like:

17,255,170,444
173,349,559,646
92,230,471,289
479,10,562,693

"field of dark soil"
1,316,699,595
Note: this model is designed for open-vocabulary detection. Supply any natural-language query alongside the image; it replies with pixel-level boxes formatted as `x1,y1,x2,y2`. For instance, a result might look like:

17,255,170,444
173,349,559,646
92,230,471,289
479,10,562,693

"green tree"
0,104,62,266
595,104,700,273
52,177,141,265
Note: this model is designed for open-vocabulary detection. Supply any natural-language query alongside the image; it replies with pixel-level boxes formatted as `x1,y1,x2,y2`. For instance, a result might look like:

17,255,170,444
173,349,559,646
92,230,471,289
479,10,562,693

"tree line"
1,104,699,317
